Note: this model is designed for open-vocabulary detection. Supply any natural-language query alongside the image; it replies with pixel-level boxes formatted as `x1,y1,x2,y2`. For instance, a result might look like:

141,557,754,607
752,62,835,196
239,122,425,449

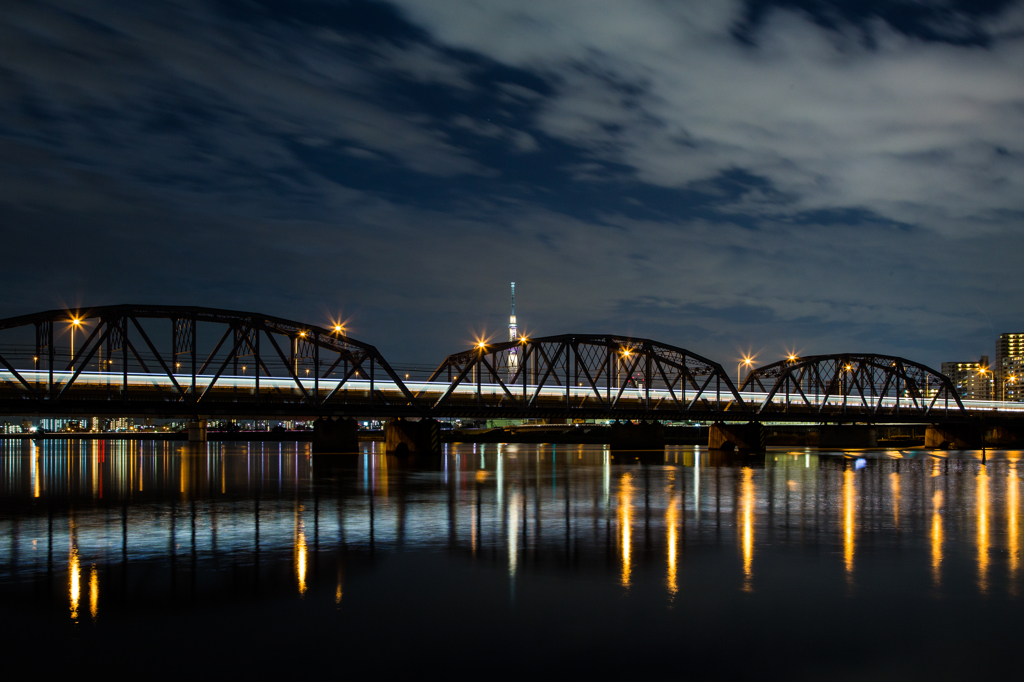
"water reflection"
89,565,98,620
1010,462,1019,594
666,472,679,598
69,539,80,621
931,489,943,588
890,469,901,530
2,440,1024,611
295,505,308,596
740,467,754,592
619,472,633,588
843,467,856,581
978,463,990,594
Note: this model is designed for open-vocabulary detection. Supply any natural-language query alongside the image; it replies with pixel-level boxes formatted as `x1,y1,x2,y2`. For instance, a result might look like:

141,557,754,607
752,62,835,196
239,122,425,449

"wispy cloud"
393,0,1024,234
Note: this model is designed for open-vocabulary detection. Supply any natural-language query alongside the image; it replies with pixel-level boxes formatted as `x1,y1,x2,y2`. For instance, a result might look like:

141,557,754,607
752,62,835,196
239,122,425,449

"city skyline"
2,0,1023,369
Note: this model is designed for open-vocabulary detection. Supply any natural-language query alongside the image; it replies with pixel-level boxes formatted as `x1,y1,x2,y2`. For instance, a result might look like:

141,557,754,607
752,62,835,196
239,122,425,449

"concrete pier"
312,417,359,453
187,420,207,442
609,420,665,449
818,425,878,449
925,423,983,449
386,418,441,455
709,421,765,452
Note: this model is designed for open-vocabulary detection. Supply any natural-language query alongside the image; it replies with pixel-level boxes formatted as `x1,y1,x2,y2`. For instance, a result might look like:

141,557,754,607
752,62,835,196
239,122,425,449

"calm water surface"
1,439,1023,678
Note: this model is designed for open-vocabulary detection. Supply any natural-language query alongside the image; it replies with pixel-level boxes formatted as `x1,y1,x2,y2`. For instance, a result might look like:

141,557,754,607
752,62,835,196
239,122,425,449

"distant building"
40,418,80,432
941,356,992,401
110,417,133,431
996,333,1024,401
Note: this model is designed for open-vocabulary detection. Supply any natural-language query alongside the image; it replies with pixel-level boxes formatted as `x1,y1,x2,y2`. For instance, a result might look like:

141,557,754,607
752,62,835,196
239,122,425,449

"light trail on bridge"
4,369,1024,416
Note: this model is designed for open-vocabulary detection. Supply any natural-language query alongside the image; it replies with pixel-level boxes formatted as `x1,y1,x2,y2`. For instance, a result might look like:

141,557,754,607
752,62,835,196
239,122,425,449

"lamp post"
70,317,81,362
738,356,754,386
1004,375,1017,402
294,331,307,377
977,366,993,401
475,341,487,401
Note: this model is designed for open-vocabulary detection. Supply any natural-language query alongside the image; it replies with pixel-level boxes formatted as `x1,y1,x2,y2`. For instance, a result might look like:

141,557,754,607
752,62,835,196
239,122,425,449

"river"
0,439,1021,678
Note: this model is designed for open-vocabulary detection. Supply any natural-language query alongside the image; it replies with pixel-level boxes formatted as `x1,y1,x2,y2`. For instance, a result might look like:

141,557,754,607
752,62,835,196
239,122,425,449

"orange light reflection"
843,468,855,581
69,544,80,621
295,506,308,596
666,478,679,598
931,489,943,588
890,470,900,530
1009,462,1019,595
89,566,99,620
978,464,990,594
740,467,754,592
619,473,633,588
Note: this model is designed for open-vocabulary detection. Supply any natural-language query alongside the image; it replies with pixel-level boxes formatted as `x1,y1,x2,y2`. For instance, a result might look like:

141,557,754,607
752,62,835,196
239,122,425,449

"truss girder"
0,308,981,422
0,304,414,416
739,353,965,417
424,334,743,417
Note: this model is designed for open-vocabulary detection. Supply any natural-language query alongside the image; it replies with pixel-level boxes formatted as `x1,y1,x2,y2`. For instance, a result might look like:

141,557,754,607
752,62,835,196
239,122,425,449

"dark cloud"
1,0,1022,370
734,0,1016,46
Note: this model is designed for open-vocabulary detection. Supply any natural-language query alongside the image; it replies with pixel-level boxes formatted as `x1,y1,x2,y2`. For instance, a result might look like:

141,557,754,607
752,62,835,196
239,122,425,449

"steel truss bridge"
0,305,1018,424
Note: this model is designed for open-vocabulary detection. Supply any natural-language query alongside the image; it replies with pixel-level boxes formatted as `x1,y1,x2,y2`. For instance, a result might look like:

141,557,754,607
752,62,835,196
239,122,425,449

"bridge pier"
187,420,207,442
926,423,983,450
609,420,665,449
312,417,359,453
986,424,1024,448
386,418,441,455
709,421,765,453
818,425,878,449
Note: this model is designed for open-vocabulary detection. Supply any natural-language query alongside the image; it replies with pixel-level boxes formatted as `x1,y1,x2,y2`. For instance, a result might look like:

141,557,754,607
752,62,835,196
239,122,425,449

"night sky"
2,0,1022,368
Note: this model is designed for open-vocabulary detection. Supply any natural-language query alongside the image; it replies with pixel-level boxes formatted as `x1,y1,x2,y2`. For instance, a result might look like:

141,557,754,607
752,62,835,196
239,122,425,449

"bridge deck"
3,370,1022,421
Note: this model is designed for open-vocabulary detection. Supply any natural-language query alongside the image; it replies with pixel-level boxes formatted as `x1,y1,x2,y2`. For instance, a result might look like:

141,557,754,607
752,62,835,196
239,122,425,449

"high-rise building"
996,333,1024,401
110,417,133,431
941,356,992,401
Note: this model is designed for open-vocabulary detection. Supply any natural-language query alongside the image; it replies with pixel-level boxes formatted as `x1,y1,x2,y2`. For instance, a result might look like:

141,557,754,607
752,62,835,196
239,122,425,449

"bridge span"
0,306,1021,444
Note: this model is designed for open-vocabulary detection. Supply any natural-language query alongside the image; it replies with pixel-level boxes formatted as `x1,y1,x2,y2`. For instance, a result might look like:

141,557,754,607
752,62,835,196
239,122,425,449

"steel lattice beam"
739,353,965,417
423,334,744,418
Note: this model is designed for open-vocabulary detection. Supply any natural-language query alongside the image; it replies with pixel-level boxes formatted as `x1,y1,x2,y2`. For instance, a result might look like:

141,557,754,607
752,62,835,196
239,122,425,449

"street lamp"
70,317,82,361
738,356,754,386
976,366,994,401
1004,374,1017,402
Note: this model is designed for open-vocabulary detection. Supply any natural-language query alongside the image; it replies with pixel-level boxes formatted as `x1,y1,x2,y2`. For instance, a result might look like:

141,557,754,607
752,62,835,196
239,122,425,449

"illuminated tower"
508,282,518,378
509,282,518,342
